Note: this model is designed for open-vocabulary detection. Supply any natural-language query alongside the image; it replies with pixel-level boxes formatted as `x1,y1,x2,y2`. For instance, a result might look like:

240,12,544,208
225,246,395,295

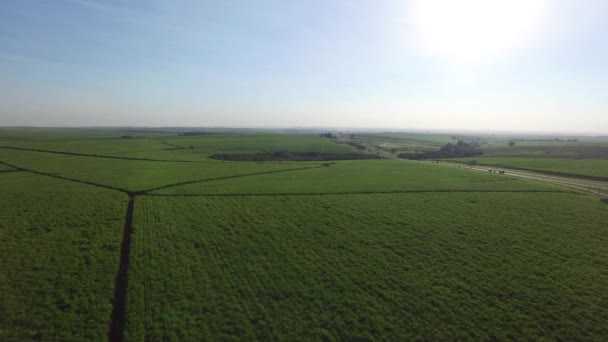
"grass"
126,193,608,340
0,173,126,340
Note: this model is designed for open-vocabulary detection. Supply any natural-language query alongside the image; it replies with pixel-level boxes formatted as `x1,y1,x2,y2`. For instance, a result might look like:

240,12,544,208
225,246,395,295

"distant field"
162,134,360,154
2,129,607,340
350,132,454,153
127,193,608,340
482,145,608,159
0,148,322,192
448,157,608,180
0,173,125,340
151,160,561,195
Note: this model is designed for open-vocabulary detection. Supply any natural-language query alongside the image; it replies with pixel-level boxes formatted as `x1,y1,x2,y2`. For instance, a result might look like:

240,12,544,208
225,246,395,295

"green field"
356,132,608,179
349,132,455,153
1,129,607,340
127,193,608,340
0,173,126,340
151,160,560,195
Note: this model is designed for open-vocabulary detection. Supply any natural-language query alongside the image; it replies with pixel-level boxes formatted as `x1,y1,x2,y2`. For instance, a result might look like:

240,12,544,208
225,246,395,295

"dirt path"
108,196,135,342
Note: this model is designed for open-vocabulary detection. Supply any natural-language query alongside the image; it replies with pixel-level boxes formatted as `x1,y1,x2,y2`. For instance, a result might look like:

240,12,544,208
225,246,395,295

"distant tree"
468,160,477,166
508,140,516,147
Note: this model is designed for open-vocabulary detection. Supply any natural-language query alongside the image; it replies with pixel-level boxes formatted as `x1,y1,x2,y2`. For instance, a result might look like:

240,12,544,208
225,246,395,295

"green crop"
0,173,126,340
1,129,606,341
126,193,608,340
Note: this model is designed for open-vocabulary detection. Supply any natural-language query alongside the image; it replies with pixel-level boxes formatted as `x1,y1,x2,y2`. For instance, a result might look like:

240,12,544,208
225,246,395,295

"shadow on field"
108,195,135,342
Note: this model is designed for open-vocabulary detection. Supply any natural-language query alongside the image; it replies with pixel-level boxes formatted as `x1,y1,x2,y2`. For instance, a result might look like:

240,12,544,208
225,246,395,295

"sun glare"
410,0,548,63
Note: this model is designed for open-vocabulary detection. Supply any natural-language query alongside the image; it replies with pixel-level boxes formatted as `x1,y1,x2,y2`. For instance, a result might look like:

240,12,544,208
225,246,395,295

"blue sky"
1,0,607,133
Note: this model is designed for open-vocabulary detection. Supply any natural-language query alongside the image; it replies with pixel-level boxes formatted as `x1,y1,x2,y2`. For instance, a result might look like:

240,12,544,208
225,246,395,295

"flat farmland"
0,173,126,340
127,193,608,340
1,129,607,340
0,148,320,193
150,160,563,195
162,134,360,154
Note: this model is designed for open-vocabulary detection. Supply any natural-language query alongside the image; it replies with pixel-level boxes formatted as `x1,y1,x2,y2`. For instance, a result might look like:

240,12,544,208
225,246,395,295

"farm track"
108,196,135,342
0,160,328,341
0,146,205,163
144,189,570,197
4,148,593,340
0,145,331,165
0,169,22,173
0,160,129,193
140,165,326,194
160,140,182,149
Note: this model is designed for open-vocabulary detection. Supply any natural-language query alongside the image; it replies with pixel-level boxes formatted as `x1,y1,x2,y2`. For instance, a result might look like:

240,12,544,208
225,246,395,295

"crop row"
0,173,126,340
126,193,608,340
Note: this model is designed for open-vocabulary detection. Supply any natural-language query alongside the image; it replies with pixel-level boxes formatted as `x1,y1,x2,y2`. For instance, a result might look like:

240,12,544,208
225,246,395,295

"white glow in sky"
410,0,549,63
0,0,607,133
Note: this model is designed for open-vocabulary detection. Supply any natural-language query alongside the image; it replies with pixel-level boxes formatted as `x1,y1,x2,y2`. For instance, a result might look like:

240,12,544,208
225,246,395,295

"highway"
416,160,608,199
352,139,608,200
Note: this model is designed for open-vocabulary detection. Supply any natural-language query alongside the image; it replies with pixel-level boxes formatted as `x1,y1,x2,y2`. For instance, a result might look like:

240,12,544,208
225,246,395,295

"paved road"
352,139,607,199
410,160,608,199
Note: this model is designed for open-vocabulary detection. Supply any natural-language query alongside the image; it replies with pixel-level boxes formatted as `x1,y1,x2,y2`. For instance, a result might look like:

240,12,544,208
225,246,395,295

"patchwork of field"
1,128,607,340
0,149,322,193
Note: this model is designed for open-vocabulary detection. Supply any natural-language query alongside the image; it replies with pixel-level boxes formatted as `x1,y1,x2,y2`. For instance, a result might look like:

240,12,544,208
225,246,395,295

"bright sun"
410,0,548,63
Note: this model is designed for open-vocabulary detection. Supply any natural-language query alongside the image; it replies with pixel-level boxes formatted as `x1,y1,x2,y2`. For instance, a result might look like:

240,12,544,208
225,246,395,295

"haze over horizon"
1,0,607,133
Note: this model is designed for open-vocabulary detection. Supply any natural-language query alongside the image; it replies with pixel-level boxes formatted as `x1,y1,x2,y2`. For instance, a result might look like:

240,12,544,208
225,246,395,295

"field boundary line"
139,165,327,194
144,189,571,197
0,146,207,163
0,160,129,193
0,146,332,165
0,169,22,174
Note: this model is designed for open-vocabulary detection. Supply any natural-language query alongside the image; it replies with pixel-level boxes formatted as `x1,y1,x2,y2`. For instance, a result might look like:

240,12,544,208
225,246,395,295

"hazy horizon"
1,1,607,133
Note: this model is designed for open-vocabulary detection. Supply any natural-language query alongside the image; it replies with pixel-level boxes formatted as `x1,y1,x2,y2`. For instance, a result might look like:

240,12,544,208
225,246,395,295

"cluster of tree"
319,132,337,139
451,135,486,145
398,140,483,160
178,132,214,136
210,151,383,161
345,141,367,150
